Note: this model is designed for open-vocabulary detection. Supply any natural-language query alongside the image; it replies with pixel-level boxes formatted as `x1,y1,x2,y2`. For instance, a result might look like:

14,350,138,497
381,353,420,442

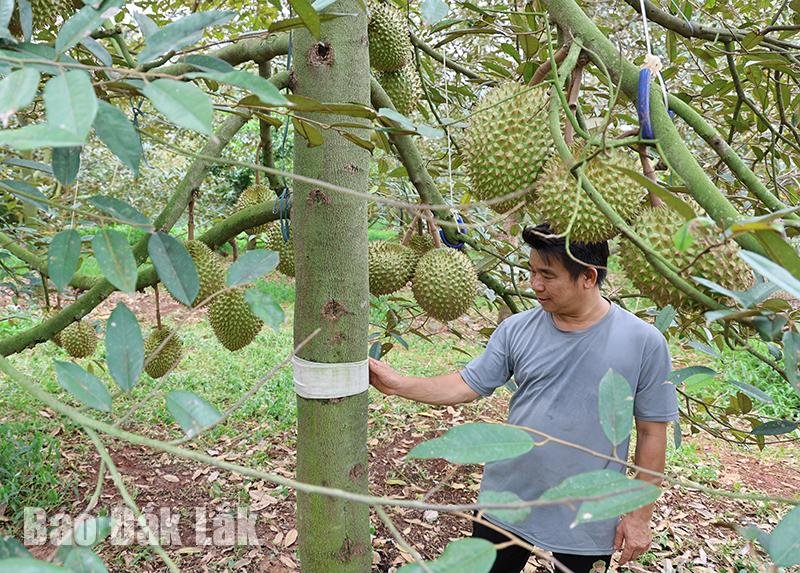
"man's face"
528,250,589,313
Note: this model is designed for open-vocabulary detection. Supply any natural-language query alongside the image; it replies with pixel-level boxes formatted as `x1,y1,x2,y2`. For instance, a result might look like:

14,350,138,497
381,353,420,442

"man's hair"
521,223,609,287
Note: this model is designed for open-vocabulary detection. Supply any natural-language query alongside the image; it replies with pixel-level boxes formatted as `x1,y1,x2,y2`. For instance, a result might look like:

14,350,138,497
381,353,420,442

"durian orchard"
0,0,799,571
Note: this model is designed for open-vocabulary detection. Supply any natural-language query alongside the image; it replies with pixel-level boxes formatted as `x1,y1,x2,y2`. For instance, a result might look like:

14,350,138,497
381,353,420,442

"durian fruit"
144,326,182,379
265,223,295,277
184,240,226,307
409,233,435,257
620,205,753,310
460,83,554,213
412,248,478,322
533,147,644,243
369,241,417,295
208,288,263,351
234,184,272,235
368,0,412,72
61,320,97,359
9,0,76,37
375,64,421,116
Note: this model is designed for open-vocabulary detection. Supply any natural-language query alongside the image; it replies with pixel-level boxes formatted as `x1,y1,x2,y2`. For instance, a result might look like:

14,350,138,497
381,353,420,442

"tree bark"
291,3,372,572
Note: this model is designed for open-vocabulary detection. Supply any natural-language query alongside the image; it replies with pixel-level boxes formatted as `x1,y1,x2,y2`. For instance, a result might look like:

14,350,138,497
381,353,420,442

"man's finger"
618,545,635,565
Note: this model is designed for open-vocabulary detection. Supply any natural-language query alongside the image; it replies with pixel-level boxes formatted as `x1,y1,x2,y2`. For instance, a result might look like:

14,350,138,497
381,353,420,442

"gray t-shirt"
461,302,678,555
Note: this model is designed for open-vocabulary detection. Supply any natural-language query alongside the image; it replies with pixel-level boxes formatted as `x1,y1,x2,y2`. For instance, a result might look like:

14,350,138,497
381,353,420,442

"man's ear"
584,267,599,288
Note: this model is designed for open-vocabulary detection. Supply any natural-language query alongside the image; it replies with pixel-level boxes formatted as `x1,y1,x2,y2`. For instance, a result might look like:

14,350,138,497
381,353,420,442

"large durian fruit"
233,184,272,235
620,205,753,310
369,241,417,295
460,83,554,213
376,64,421,116
367,0,412,72
184,240,226,307
61,320,97,359
533,147,645,243
208,288,263,351
265,223,295,277
9,0,76,37
144,326,183,379
412,248,478,322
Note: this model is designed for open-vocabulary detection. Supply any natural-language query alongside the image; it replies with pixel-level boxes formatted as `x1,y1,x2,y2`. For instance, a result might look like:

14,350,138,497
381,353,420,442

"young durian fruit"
264,223,295,278
375,63,421,116
208,288,263,351
144,326,183,379
412,248,478,322
61,320,97,359
619,205,753,310
368,241,417,296
367,0,412,72
233,184,272,235
460,83,554,213
9,0,77,37
184,240,226,307
533,147,644,244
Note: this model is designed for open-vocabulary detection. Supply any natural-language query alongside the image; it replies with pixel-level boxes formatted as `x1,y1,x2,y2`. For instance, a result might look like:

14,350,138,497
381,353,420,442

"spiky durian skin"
368,0,412,72
265,224,295,278
408,234,435,256
460,83,554,213
184,240,226,307
412,249,478,322
234,184,272,235
61,320,97,359
533,148,644,243
620,206,753,310
144,326,182,379
369,241,417,295
375,64,421,116
9,0,75,36
208,288,263,351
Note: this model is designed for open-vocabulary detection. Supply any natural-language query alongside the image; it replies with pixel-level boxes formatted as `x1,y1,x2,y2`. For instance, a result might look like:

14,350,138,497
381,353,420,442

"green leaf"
0,179,50,210
477,490,530,524
0,68,40,120
48,229,82,292
292,117,324,147
88,195,150,228
182,54,235,73
0,0,12,32
132,10,157,37
54,360,112,412
56,0,124,53
782,330,799,393
148,232,199,306
105,303,143,392
751,420,798,436
740,250,800,300
288,0,320,37
397,538,496,573
196,70,288,106
726,379,773,404
91,228,138,293
44,71,98,139
672,221,695,251
667,365,716,384
227,250,279,287
57,516,112,547
598,370,633,447
52,146,82,186
59,547,107,573
768,505,800,566
94,101,142,177
0,124,85,150
81,37,112,67
143,79,213,136
421,0,450,25
672,420,682,448
138,11,235,63
244,288,284,331
654,305,675,333
540,470,661,524
166,390,221,438
0,558,70,572
0,536,32,559
607,165,696,220
407,423,534,464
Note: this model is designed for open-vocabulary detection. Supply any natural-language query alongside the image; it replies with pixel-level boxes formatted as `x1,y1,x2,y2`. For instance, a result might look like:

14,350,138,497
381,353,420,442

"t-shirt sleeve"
460,320,513,397
634,332,679,421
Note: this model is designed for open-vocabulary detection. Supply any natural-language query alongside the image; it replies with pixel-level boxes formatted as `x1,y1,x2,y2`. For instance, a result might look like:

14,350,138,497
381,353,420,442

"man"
368,223,679,573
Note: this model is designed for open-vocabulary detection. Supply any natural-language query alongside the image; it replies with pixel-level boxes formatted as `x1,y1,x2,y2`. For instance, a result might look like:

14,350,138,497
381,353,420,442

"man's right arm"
368,357,480,406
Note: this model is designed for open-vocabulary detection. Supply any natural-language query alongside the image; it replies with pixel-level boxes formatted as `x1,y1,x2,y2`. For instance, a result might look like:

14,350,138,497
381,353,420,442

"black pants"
472,519,612,573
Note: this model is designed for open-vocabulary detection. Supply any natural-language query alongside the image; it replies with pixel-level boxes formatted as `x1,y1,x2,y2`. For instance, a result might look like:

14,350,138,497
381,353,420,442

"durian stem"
478,272,521,314
409,32,487,82
188,190,196,241
41,272,51,309
530,44,570,86
154,285,162,329
638,145,665,207
401,211,423,246
547,88,724,310
545,27,589,142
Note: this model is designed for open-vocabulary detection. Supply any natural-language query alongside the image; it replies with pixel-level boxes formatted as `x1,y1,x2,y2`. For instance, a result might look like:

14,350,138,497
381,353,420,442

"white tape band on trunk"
292,355,369,399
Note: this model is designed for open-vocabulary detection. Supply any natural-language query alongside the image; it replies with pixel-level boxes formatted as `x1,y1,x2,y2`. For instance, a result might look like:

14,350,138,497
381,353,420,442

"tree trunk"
291,3,372,572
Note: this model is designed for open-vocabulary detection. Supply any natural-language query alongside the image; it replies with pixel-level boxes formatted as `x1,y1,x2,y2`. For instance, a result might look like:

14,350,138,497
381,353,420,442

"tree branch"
409,32,491,83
